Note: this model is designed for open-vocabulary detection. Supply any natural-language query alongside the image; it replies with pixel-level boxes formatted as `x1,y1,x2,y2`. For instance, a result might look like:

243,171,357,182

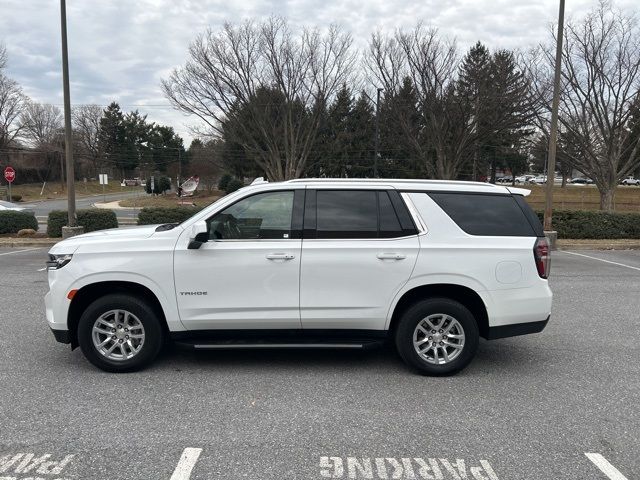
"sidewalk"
92,200,137,210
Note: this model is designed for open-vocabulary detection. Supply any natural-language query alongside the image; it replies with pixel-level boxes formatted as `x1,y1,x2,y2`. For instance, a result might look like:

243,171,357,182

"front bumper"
50,327,71,344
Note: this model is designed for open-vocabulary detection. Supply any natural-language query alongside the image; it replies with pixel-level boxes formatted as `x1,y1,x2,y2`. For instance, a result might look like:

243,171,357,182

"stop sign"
4,166,15,183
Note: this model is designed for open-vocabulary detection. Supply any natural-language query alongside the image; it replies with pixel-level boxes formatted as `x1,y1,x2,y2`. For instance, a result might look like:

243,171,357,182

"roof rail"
287,178,499,188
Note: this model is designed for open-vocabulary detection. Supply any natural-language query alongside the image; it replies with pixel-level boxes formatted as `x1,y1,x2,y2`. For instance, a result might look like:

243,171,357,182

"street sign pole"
4,166,15,201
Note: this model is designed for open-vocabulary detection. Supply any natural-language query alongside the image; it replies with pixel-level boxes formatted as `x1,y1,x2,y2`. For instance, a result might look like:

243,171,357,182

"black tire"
395,298,479,376
77,294,164,372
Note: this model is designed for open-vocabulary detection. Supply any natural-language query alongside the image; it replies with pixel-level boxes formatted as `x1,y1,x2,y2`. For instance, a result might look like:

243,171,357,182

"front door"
174,189,303,330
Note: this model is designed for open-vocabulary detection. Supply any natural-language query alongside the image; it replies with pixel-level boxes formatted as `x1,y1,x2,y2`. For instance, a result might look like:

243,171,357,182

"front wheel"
395,298,479,376
77,294,164,372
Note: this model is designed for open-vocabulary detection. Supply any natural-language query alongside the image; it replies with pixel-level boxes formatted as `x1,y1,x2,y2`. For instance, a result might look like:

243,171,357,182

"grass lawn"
523,184,640,212
119,190,224,208
7,181,136,202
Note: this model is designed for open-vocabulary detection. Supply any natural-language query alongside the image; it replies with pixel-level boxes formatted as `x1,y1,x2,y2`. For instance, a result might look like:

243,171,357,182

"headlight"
46,254,73,270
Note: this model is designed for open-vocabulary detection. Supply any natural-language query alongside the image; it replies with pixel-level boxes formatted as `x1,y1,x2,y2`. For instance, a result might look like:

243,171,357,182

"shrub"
0,211,38,234
225,178,245,194
537,210,640,239
145,176,172,195
78,209,118,233
137,207,203,225
218,173,233,192
47,209,118,237
10,194,22,202
47,211,67,238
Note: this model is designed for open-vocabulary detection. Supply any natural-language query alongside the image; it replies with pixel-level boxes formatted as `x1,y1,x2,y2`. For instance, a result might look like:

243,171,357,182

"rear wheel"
395,298,479,376
77,294,163,372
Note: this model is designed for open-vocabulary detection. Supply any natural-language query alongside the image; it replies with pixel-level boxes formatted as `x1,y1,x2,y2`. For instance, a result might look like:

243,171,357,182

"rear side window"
378,191,404,237
309,190,417,239
428,193,537,237
316,190,378,238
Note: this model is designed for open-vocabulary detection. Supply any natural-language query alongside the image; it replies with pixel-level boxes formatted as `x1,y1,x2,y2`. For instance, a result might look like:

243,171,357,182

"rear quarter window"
428,192,538,237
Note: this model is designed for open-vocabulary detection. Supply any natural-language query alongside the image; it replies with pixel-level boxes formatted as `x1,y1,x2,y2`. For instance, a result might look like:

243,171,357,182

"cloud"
0,0,637,145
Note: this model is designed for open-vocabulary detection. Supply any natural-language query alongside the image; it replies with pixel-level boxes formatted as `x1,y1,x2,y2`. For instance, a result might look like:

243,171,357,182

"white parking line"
169,448,202,480
585,453,628,480
563,251,640,272
0,247,42,257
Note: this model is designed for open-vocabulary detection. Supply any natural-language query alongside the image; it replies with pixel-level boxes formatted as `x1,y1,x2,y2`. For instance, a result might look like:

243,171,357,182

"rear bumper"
50,328,71,344
485,316,549,340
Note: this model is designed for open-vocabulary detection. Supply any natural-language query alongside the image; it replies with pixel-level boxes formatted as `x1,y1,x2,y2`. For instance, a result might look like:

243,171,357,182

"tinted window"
208,191,294,240
316,190,377,238
378,191,404,237
429,193,536,237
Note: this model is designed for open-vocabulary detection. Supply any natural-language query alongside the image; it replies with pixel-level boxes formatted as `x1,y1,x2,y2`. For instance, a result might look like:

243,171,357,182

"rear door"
299,188,420,330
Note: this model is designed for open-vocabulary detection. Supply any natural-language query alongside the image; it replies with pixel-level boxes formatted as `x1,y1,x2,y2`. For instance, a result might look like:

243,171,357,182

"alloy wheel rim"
91,310,145,361
413,313,465,365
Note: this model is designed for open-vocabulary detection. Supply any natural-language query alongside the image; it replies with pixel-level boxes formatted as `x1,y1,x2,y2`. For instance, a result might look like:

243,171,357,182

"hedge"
137,207,203,225
0,211,38,234
47,209,118,237
225,178,245,194
537,210,640,239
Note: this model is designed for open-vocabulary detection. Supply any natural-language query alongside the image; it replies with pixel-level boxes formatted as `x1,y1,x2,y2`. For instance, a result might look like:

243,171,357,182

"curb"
557,242,640,250
0,239,59,248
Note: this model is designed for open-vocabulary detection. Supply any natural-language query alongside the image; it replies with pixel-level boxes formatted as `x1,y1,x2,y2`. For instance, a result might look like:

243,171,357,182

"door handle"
377,253,406,260
266,253,295,260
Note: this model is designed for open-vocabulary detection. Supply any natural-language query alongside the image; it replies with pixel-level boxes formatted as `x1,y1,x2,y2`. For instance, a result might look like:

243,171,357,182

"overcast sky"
0,0,636,146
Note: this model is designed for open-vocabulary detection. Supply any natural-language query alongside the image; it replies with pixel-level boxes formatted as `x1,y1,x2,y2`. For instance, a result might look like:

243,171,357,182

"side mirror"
188,221,209,249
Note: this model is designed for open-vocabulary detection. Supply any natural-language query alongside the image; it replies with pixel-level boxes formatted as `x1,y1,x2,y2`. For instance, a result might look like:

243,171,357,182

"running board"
175,340,384,350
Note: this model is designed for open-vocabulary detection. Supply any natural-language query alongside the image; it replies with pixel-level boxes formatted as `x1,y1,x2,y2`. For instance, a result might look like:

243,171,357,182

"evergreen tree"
349,92,375,177
458,42,492,180
98,102,125,177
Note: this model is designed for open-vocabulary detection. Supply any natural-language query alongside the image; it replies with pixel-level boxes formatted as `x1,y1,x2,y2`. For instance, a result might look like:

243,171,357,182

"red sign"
4,166,15,183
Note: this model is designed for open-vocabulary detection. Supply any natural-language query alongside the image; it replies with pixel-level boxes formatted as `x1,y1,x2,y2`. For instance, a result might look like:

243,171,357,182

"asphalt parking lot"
0,248,638,479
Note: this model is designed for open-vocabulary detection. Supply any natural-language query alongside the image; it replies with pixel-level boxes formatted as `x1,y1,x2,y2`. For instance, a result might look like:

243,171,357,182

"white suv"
45,179,552,375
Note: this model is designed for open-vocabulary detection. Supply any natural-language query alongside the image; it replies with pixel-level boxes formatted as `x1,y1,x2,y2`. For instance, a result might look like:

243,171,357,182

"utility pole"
543,0,565,245
374,88,383,178
177,149,182,187
60,0,82,237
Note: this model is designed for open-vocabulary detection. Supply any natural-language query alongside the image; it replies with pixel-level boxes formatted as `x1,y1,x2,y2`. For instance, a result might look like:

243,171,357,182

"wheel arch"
388,284,490,339
67,281,169,349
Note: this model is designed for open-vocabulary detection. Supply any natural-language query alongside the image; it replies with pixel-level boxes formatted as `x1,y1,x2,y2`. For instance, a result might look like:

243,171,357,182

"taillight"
534,237,550,279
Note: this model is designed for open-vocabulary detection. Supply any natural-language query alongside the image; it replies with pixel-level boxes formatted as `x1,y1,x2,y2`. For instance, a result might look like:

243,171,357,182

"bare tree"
162,17,356,180
539,3,640,210
72,104,104,176
367,26,459,178
20,101,63,148
0,75,26,150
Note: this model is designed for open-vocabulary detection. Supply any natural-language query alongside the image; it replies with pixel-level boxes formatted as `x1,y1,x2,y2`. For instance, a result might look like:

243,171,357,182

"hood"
49,224,171,254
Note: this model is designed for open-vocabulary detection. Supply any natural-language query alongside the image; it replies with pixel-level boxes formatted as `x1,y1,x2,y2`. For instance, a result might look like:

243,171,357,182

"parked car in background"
496,176,513,184
0,200,35,216
515,175,535,184
621,177,640,186
529,176,547,185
